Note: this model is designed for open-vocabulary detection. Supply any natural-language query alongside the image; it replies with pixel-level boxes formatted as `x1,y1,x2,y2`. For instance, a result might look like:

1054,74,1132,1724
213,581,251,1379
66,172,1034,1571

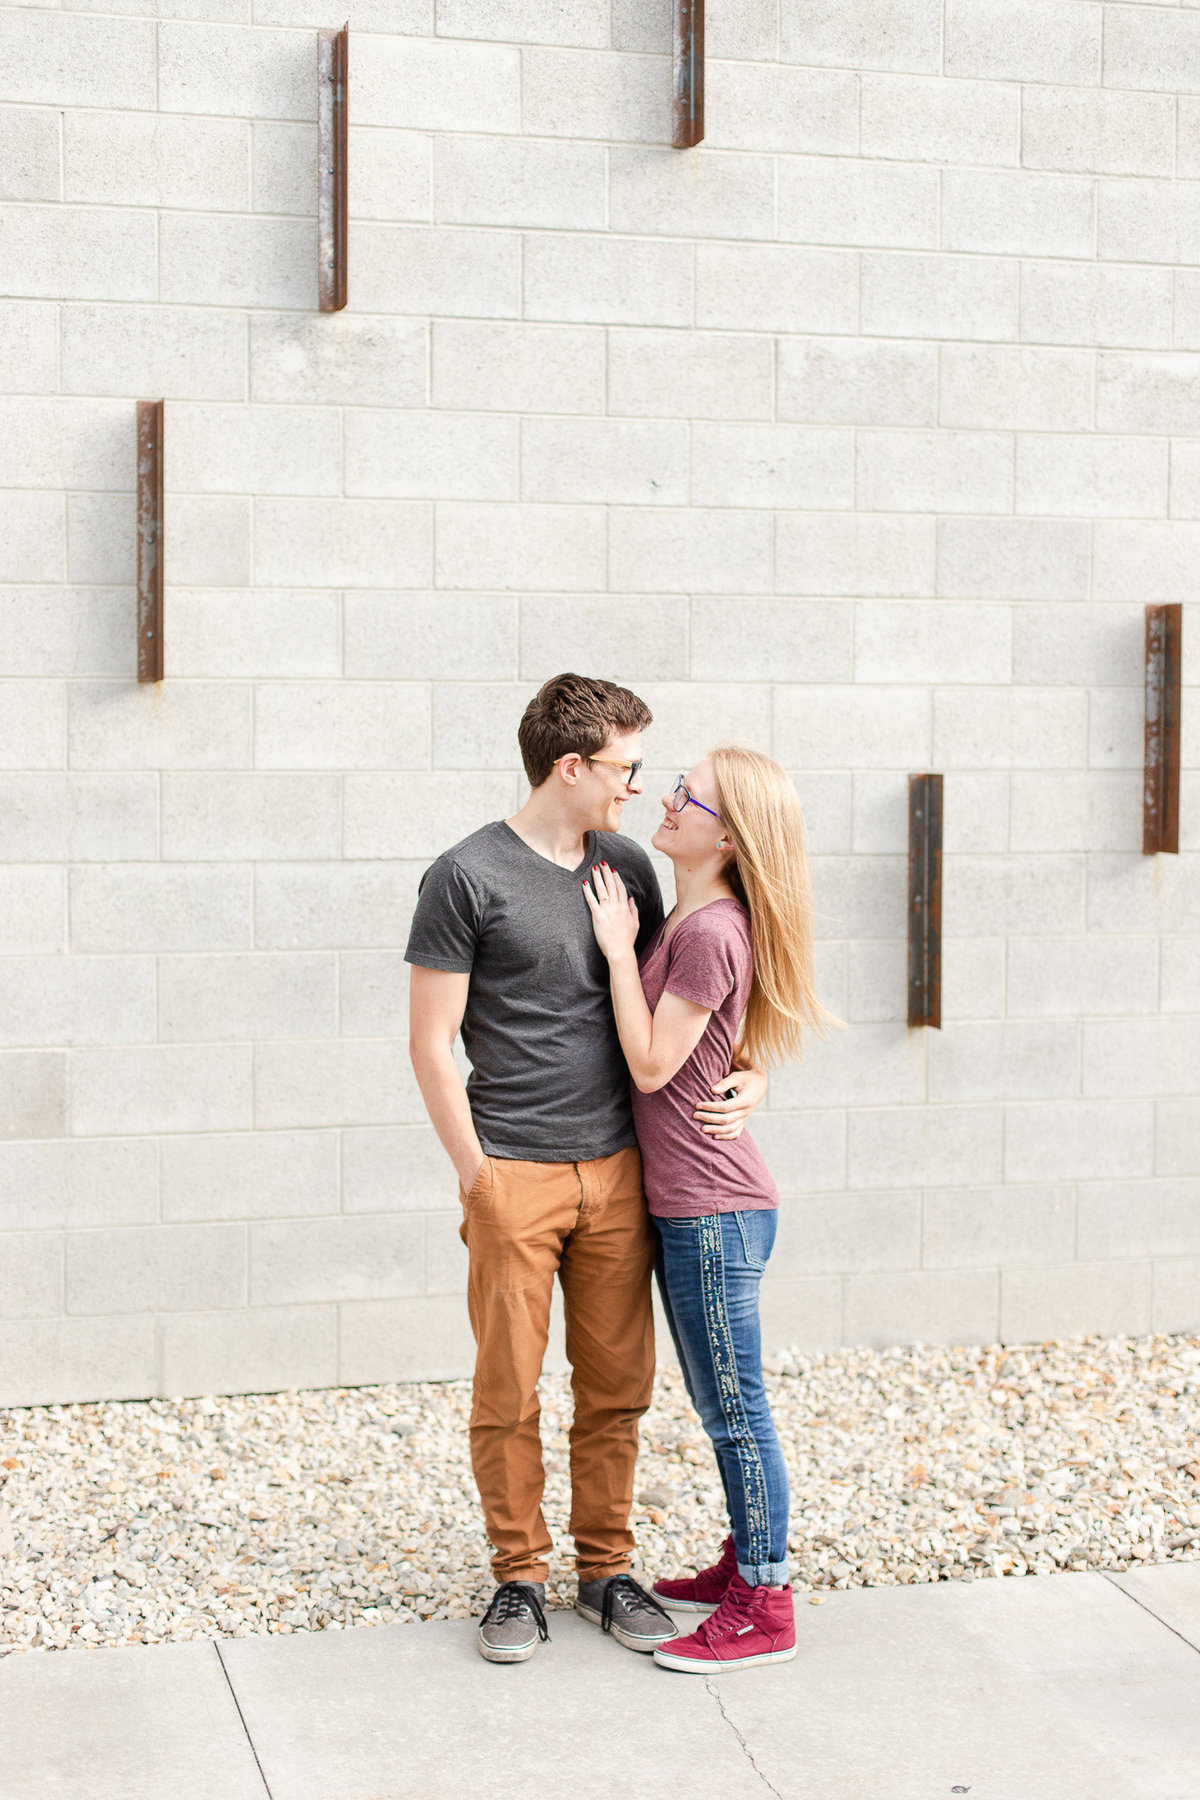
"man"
406,673,766,1662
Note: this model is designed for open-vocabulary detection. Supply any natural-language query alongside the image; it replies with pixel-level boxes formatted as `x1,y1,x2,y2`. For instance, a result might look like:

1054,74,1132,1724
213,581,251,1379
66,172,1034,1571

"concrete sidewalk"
3,1565,1200,1800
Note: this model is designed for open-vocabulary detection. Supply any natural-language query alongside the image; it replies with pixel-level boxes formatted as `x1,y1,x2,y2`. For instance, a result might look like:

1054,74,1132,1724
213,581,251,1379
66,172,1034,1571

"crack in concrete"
705,1676,784,1798
214,1639,275,1799
1102,1572,1200,1661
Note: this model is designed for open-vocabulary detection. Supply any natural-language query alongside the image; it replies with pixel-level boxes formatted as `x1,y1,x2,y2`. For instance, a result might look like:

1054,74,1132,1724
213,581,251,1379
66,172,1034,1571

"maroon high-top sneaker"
651,1536,737,1612
652,1571,796,1673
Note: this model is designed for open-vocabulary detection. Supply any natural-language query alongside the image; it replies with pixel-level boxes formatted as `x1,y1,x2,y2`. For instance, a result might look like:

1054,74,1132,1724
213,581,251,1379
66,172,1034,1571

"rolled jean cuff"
738,1558,790,1588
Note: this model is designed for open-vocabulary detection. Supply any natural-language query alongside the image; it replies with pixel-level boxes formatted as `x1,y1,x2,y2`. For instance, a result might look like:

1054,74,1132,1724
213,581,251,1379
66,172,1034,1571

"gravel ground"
2,1332,1198,1656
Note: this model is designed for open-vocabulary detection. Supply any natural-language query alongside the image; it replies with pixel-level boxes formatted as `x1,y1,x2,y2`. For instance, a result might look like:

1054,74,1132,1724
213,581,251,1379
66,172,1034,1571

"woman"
583,745,830,1673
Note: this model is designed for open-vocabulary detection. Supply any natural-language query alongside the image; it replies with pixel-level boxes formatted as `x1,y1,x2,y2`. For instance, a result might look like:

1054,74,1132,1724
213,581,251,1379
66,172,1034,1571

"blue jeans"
653,1209,790,1587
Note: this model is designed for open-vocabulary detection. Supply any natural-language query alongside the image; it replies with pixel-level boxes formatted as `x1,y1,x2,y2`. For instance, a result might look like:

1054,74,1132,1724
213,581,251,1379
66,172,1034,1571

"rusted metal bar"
673,0,704,148
136,399,163,684
318,23,348,312
1144,602,1182,855
908,773,942,1029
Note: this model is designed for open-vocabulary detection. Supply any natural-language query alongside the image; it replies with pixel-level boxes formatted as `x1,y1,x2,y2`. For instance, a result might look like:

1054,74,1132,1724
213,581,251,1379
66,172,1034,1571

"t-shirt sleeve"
663,915,741,1013
404,855,484,973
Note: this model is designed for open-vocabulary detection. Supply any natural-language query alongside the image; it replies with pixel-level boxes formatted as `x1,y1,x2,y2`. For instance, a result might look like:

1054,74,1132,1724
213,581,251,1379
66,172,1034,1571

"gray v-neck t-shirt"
405,820,665,1162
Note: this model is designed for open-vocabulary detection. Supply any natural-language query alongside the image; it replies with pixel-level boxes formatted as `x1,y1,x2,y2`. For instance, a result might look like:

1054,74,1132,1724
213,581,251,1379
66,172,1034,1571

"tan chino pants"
458,1145,655,1585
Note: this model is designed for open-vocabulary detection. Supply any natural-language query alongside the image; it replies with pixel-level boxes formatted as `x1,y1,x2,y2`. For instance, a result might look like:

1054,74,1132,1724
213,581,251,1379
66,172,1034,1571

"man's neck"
506,792,592,869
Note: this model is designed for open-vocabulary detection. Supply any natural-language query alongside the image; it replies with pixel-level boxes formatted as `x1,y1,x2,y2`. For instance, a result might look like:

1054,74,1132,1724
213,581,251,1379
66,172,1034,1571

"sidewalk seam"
704,1675,784,1799
1101,1572,1200,1660
213,1640,276,1799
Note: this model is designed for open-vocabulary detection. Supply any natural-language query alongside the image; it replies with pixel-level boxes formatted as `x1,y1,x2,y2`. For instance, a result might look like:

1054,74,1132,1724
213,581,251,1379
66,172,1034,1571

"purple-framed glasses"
671,776,721,820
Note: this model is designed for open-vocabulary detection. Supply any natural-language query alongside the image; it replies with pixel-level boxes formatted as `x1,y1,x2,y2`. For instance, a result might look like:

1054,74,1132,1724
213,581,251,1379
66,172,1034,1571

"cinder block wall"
2,0,1199,1405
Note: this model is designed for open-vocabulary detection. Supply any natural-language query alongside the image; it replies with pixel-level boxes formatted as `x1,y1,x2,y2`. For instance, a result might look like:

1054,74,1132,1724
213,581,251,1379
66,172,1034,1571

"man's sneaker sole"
650,1588,721,1613
574,1598,676,1653
652,1643,798,1674
477,1630,539,1664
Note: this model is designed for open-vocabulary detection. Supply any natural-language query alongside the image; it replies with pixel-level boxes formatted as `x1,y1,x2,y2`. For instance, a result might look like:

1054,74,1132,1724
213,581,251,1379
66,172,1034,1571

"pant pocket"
733,1208,776,1271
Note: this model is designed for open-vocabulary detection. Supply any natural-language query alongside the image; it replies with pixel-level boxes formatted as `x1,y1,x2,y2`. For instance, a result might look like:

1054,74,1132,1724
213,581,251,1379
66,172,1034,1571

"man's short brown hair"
517,673,653,788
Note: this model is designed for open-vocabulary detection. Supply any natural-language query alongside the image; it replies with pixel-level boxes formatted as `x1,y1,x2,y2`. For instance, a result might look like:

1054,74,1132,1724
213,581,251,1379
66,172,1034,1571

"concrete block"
0,955,152,1048
844,1268,999,1348
1000,1261,1152,1344
159,213,313,310
0,1139,158,1231
1103,4,1200,94
0,681,63,770
436,502,606,591
923,1184,1075,1270
737,1110,848,1197
344,772,517,859
162,1130,338,1222
523,594,689,682
1084,1017,1200,1099
254,862,421,950
707,63,858,154
610,147,775,241
70,1045,252,1137
345,592,518,680
434,135,604,230
691,599,851,683
158,21,310,119
523,234,692,328
932,687,1086,769
339,1293,475,1383
250,1213,423,1305
521,417,689,506
1010,769,1141,853
64,112,248,209
160,1304,339,1398
1,774,158,864
355,35,519,132
430,681,546,770
253,0,428,23
612,0,678,51
936,519,1089,600
775,685,930,768
942,170,1094,258
608,506,772,594
927,1021,1079,1103
1161,935,1200,1013
350,126,431,223
161,773,339,862
860,74,1018,167
168,590,341,680
696,244,858,334
342,1124,458,1213
62,304,247,401
941,773,1011,853
772,1190,918,1276
0,204,155,303
345,409,516,501
1097,354,1200,434
0,107,61,202
254,499,432,588
67,493,135,587
67,681,251,772
940,937,1007,1020
254,1039,424,1128
1085,853,1200,935
607,328,773,420
0,10,155,109
0,1314,154,1407
0,300,57,394
422,1210,467,1295
0,1050,66,1139
69,865,251,953
1157,1099,1200,1177
1019,262,1172,351
1093,520,1200,603
65,1221,246,1314
855,602,1011,684
1169,440,1200,518
168,496,253,588
845,937,907,1021
779,157,938,249
777,337,936,427
1078,1178,1200,1261
1151,1256,1200,1333
1100,178,1200,265
692,423,850,510
945,0,1100,84
939,345,1094,430
1087,687,1142,770
254,681,428,771
0,492,64,582
432,320,603,413
1015,434,1167,518
0,866,64,954
1023,86,1174,178
0,586,132,681
1004,1099,1154,1183
352,224,519,318
339,951,410,1038
848,1105,1003,1190
705,0,781,59
168,403,339,497
861,252,1018,342
521,47,668,142
0,396,133,491
856,430,1011,515
250,121,315,216
776,513,935,597
438,0,607,45
758,1276,843,1352
773,1021,925,1108
0,1231,62,1318
250,312,425,406
158,951,336,1042
780,0,941,75
627,682,772,766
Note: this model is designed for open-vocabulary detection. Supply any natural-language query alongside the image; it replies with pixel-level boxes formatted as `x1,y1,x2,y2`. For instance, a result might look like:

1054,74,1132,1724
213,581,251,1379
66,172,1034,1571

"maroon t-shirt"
631,897,779,1219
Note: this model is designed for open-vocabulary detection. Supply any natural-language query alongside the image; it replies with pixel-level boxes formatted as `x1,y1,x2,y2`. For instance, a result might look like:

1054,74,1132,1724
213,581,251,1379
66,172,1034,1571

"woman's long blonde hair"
711,744,837,1068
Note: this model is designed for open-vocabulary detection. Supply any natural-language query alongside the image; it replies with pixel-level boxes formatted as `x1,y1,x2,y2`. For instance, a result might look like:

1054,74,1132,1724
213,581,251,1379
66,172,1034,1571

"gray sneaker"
575,1573,679,1653
477,1581,549,1664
